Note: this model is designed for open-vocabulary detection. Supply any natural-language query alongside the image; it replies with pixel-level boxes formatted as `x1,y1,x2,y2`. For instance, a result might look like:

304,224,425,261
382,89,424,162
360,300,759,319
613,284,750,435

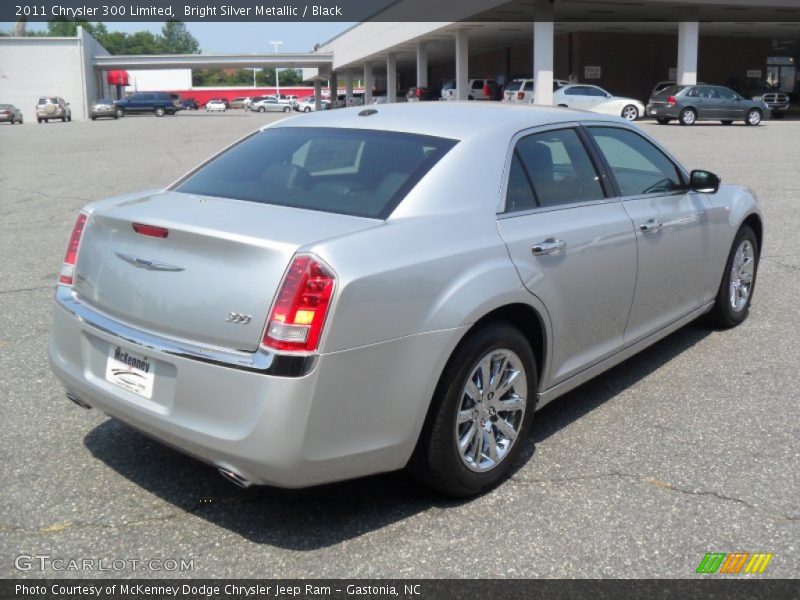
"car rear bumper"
49,286,462,488
645,104,680,118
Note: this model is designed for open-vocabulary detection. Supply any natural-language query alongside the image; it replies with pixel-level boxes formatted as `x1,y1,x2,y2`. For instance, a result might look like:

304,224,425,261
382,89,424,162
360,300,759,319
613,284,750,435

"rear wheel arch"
468,304,547,388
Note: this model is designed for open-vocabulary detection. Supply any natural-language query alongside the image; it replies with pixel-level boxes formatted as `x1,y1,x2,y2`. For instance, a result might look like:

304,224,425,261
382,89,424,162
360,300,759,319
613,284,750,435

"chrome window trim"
54,286,315,376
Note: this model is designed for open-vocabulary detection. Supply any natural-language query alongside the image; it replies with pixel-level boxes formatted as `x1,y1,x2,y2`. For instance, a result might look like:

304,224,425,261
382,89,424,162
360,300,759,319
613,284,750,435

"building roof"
266,101,620,140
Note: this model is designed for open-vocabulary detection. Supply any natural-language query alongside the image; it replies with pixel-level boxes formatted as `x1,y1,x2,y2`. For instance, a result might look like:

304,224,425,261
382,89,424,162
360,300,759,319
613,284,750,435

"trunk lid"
74,191,378,351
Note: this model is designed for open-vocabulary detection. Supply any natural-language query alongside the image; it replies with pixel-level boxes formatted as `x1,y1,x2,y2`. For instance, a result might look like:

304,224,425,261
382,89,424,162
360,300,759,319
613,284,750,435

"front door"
586,125,716,344
496,126,637,385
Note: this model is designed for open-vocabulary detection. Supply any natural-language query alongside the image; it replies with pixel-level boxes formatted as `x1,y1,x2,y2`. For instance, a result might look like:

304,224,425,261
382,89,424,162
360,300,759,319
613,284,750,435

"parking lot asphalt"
0,110,798,579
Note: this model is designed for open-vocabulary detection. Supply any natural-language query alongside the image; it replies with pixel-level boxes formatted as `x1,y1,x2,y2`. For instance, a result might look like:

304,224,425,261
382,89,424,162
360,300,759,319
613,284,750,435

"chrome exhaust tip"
217,467,253,488
66,391,92,410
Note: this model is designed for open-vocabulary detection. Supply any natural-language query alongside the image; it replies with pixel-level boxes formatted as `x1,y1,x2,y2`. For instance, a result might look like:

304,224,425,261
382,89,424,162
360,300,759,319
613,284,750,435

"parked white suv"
441,79,495,101
502,79,570,103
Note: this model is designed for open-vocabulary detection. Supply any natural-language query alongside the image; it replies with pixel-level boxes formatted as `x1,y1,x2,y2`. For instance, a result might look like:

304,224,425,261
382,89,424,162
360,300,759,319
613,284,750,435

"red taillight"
667,95,677,106
517,91,525,100
483,84,490,97
262,255,336,353
132,223,169,238
59,213,87,285
416,88,423,97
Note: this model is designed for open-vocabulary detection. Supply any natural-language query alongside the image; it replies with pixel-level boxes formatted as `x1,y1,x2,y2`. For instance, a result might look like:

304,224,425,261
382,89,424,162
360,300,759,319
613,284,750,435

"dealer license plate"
105,346,155,399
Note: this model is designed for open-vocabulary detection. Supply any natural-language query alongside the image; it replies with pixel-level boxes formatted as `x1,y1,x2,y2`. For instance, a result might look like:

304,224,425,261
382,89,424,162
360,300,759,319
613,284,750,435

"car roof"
266,102,622,140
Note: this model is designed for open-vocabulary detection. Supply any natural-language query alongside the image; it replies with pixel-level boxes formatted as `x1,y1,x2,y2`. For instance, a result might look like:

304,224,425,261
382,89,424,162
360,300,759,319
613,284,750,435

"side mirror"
690,169,721,194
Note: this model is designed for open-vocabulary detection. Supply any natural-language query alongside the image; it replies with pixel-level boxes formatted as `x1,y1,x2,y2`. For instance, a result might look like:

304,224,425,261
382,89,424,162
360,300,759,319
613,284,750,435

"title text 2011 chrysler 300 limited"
49,104,762,496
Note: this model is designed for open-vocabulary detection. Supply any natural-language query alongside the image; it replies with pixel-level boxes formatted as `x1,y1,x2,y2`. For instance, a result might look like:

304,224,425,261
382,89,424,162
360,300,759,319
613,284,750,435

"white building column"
677,21,699,85
416,41,428,87
386,53,397,103
364,62,373,105
533,0,555,106
455,29,469,101
345,70,354,106
314,78,322,111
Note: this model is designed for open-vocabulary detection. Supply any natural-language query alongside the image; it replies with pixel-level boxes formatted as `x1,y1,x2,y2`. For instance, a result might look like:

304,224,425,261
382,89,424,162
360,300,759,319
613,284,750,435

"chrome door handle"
531,238,566,256
640,219,663,232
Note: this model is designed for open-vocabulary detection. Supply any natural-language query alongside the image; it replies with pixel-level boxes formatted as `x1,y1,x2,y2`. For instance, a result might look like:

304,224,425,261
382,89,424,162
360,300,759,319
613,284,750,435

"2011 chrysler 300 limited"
49,103,762,496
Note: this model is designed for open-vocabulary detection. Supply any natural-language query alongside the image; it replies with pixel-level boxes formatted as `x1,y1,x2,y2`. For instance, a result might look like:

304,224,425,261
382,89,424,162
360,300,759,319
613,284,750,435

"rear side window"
655,85,684,98
507,128,604,210
174,127,457,219
588,127,684,196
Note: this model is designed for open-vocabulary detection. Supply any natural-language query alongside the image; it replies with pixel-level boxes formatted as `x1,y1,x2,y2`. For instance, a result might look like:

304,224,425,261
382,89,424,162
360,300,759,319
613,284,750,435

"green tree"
160,20,199,54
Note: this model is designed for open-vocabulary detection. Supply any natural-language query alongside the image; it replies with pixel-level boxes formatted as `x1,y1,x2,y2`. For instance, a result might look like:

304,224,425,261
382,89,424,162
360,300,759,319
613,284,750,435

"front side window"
506,128,605,211
174,127,457,219
588,127,684,196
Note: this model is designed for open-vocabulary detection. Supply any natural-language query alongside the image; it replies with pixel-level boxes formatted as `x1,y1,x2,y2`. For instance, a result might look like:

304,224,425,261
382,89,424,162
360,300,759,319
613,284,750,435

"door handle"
640,219,663,232
531,238,566,256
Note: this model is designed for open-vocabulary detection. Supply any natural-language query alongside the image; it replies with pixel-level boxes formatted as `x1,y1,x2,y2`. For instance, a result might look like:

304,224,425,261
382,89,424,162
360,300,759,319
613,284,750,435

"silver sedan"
251,98,292,113
49,103,762,496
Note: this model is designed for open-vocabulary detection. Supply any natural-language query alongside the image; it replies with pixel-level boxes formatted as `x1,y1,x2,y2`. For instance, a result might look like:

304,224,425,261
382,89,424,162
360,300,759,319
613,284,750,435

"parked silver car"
251,98,292,113
36,96,71,123
49,104,762,496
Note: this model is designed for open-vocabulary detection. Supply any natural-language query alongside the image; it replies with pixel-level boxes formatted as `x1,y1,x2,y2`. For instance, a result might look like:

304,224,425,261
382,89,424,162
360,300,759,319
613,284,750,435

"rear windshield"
174,127,458,219
655,85,686,98
505,80,524,92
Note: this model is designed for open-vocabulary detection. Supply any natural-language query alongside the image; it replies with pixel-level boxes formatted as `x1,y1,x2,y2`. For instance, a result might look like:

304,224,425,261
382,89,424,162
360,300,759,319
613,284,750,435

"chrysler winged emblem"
116,252,185,272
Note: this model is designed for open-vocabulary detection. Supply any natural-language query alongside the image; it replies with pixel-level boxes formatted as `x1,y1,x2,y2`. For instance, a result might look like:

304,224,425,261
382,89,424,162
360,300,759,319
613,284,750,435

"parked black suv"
115,92,182,117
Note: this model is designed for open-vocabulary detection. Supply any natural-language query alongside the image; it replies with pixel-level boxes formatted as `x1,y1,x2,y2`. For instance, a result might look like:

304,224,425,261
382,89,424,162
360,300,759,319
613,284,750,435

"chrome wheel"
455,349,527,473
747,109,761,126
622,105,638,120
729,240,755,312
681,109,696,125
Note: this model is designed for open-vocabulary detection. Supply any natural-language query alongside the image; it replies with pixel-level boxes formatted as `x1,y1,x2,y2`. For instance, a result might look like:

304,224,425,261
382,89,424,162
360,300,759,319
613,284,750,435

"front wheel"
621,104,639,120
679,108,697,126
709,225,759,328
258,107,265,113
745,108,762,126
283,106,290,113
408,323,537,497
304,107,311,113
154,106,166,117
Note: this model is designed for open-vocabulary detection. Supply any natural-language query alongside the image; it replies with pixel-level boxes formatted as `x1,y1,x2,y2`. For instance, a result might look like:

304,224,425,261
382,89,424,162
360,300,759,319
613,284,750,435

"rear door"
585,125,716,343
496,125,637,385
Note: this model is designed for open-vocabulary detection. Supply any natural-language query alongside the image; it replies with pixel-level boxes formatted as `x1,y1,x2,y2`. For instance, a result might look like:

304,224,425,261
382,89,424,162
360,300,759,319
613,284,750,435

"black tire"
114,114,119,120
91,116,96,121
708,225,759,329
721,120,733,125
37,118,42,124
61,116,67,122
679,108,697,126
258,107,265,113
154,106,166,117
408,323,537,497
304,107,311,113
283,106,290,112
67,115,71,122
656,118,670,125
745,108,762,126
